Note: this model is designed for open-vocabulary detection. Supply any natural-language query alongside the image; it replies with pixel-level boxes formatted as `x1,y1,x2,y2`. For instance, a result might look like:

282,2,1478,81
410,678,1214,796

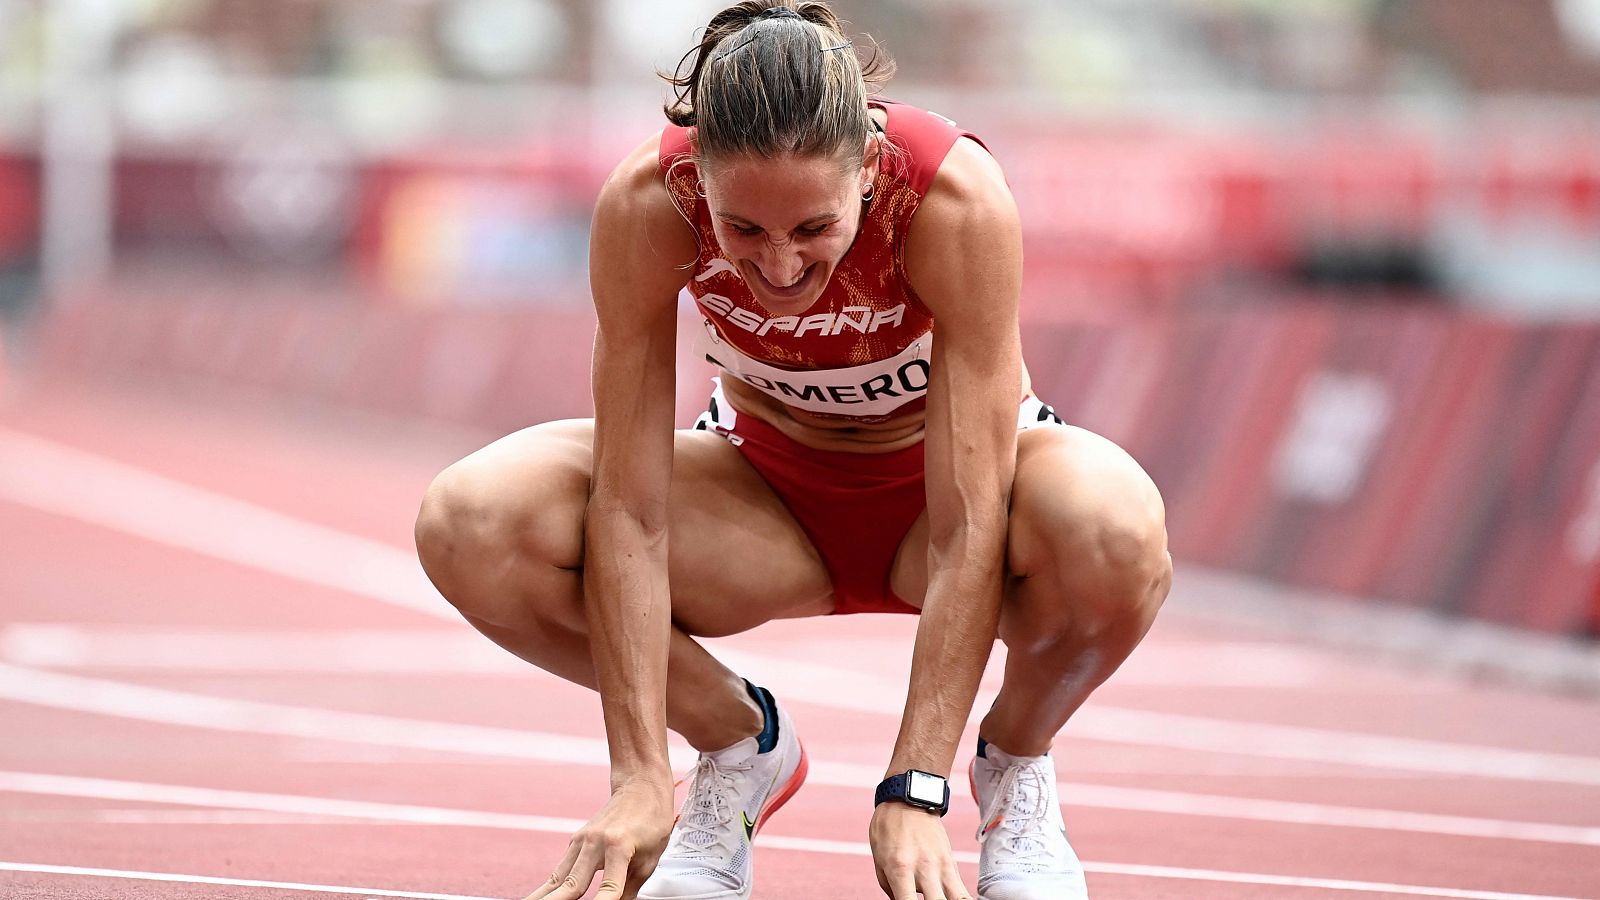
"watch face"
907,771,945,807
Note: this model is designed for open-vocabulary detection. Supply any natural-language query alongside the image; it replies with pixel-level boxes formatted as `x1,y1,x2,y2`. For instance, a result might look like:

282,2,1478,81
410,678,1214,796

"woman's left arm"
868,137,1023,900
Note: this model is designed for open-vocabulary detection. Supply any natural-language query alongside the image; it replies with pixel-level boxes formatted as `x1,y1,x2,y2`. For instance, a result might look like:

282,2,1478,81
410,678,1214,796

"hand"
524,779,675,900
869,801,973,900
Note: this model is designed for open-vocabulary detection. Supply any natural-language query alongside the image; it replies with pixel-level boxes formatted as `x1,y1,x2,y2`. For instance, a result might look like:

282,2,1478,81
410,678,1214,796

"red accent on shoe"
753,740,809,835
971,757,1004,836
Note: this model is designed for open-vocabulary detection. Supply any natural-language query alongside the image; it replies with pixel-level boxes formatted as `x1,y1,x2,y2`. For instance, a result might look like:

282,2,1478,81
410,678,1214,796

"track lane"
3,384,1600,899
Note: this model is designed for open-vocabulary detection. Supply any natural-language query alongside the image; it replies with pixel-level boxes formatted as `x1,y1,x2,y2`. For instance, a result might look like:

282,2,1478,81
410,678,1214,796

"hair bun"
663,0,896,136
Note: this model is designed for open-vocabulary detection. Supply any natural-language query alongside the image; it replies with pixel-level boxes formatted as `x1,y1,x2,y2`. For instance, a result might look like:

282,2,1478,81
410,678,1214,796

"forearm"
886,519,1008,778
583,504,674,789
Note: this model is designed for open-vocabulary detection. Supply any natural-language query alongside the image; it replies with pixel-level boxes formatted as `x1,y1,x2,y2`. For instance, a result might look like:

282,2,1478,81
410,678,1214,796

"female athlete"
414,3,1172,898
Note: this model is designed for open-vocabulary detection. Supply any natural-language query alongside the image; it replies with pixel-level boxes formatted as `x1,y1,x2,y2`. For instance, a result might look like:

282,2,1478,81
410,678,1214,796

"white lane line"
0,862,503,900
0,428,445,621
708,645,1600,788
8,614,1597,791
0,660,696,772
7,426,1600,788
0,771,588,832
1062,783,1600,846
1081,862,1598,900
0,623,1327,686
0,774,1592,900
1,664,1597,848
1079,704,1600,787
767,633,1344,689
0,625,522,674
11,809,410,825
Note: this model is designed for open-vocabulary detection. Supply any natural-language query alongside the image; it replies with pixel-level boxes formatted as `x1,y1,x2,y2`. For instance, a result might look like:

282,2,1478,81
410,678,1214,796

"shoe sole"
752,739,808,836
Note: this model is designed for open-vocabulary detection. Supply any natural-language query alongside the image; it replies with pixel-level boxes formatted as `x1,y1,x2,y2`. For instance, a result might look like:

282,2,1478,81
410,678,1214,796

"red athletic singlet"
666,101,1019,617
660,99,987,423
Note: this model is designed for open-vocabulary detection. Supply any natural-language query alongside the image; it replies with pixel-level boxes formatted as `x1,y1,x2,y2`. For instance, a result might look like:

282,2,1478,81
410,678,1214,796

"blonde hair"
663,1,895,171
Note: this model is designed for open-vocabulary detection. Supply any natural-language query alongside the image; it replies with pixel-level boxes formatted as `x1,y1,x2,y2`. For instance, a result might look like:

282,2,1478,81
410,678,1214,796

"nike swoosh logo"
741,811,757,841
694,258,739,283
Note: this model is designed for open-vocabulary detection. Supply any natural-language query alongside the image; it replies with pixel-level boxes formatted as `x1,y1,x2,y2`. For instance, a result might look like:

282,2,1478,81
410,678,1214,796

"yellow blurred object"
381,176,466,307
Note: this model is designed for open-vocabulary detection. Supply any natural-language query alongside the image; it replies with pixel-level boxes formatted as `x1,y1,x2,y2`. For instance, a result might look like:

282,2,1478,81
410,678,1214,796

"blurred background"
1,0,1598,648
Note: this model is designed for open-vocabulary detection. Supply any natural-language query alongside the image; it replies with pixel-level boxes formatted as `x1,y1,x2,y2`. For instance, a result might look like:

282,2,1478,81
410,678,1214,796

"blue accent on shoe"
744,679,780,754
977,736,989,759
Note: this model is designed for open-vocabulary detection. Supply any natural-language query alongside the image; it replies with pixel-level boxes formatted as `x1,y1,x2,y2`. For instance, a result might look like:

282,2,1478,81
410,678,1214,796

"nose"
754,243,806,287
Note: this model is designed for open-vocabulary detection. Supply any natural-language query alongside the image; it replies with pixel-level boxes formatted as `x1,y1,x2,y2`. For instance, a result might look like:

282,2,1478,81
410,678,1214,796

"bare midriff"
720,361,1035,454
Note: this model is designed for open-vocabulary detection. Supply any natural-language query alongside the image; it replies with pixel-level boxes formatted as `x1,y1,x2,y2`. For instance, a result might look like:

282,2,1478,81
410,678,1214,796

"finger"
623,847,663,900
524,840,583,900
942,856,973,900
594,843,634,899
542,840,605,900
916,865,947,900
888,867,918,900
874,858,914,900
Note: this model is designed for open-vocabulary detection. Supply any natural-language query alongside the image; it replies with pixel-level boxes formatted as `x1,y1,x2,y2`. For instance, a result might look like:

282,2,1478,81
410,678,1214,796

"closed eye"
731,225,764,237
798,224,832,237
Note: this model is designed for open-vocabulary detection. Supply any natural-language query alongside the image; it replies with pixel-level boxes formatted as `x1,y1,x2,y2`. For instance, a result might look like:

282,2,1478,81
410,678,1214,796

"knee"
414,463,495,588
1081,495,1172,630
1044,511,1169,651
1007,432,1172,650
414,437,590,621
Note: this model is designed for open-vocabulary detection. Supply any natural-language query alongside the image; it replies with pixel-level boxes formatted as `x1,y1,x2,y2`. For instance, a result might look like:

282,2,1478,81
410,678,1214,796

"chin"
755,287,827,316
744,262,830,314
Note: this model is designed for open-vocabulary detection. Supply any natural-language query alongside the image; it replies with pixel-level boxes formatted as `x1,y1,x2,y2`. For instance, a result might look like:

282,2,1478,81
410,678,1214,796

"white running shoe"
970,745,1088,900
638,700,807,900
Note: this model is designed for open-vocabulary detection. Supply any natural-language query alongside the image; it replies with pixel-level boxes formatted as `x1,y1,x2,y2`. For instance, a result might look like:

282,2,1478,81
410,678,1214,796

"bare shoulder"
592,131,699,289
903,137,1022,318
912,137,1017,234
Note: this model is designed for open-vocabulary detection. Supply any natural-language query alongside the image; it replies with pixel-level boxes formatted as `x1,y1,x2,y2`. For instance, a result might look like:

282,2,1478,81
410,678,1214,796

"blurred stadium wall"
2,0,1599,637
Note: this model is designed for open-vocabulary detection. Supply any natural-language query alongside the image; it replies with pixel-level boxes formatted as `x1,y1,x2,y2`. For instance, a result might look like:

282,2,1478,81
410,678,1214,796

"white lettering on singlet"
692,317,932,417
699,294,906,339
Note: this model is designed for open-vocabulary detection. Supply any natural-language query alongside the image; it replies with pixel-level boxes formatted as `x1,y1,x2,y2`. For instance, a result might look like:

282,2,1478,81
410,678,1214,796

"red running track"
1,382,1598,900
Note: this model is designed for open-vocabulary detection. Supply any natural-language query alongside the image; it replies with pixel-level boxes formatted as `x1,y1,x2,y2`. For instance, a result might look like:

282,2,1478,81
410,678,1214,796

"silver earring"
695,180,708,198
862,183,875,203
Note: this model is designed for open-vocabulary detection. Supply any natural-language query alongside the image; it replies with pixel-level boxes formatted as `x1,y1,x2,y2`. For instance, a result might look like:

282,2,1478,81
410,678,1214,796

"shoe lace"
976,762,1054,867
673,755,752,859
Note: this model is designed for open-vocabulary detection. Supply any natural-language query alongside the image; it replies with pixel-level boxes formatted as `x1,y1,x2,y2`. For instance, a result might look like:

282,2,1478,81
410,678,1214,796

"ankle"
682,680,764,752
976,719,1054,759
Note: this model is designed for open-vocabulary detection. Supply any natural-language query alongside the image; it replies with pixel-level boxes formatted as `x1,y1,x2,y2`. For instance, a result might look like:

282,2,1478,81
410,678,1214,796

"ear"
685,133,708,191
861,132,883,189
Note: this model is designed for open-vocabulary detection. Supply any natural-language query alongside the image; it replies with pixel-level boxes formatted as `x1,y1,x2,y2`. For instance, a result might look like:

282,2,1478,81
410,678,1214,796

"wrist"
886,747,954,781
875,769,951,817
610,767,675,798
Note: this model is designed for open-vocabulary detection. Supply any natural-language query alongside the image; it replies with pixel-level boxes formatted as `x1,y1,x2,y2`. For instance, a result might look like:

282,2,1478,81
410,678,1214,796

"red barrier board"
27,296,1600,636
1020,304,1600,635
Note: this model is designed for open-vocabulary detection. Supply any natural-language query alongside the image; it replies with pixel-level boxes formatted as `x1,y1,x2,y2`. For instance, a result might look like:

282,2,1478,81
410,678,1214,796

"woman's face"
700,143,877,316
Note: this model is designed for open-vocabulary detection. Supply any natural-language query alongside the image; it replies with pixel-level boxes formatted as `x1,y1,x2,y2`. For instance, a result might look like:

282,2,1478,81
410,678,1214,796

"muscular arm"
890,138,1024,779
585,136,699,790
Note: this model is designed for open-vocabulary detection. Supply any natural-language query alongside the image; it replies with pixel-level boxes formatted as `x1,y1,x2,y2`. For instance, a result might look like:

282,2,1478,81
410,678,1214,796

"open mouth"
751,263,817,302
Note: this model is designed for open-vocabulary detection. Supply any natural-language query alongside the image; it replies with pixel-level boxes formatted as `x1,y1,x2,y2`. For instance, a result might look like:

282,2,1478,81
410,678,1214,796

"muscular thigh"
888,425,1149,604
460,419,834,635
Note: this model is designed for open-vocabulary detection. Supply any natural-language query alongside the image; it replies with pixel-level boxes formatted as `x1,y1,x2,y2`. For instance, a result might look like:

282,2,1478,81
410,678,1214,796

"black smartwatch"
874,769,950,817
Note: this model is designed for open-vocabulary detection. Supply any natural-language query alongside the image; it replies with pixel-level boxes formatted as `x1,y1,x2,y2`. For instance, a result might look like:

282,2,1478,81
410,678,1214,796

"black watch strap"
874,770,951,817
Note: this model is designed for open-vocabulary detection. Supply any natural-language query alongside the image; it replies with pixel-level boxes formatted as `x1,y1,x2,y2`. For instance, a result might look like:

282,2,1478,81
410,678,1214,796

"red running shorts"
693,378,1065,615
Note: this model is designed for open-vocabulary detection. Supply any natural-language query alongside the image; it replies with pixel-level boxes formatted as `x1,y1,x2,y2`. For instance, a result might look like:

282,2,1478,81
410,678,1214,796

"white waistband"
691,317,933,418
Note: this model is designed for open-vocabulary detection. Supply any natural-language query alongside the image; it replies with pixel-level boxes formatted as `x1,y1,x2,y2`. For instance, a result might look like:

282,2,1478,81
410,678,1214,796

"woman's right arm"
528,136,698,900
